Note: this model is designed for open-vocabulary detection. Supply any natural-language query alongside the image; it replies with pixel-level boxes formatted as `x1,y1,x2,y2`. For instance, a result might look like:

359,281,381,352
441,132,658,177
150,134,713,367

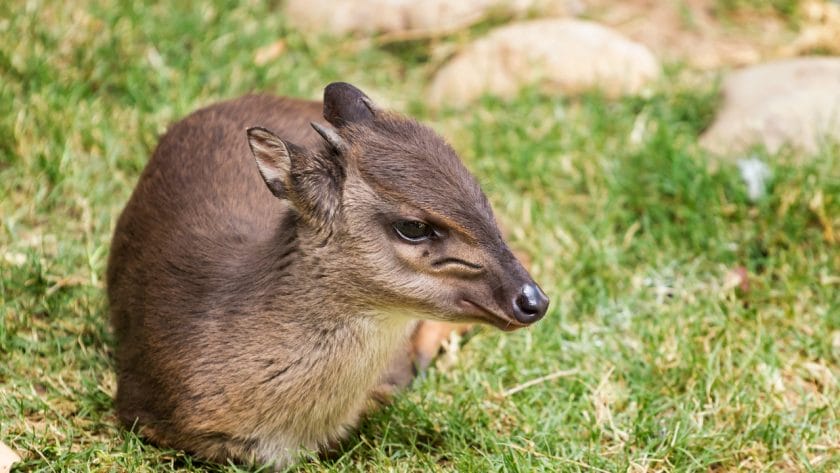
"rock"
284,0,583,38
737,157,772,202
427,19,659,108
0,442,20,473
584,0,792,70
785,0,840,56
701,57,840,155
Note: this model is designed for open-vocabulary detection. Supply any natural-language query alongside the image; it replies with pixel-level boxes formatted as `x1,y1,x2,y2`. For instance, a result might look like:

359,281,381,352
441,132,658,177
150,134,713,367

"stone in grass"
284,0,582,38
0,441,20,473
701,57,840,156
427,19,659,109
737,156,772,202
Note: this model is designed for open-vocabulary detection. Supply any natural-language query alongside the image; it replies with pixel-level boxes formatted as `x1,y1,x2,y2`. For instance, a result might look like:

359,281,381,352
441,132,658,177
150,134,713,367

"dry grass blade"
504,442,610,473
502,369,579,397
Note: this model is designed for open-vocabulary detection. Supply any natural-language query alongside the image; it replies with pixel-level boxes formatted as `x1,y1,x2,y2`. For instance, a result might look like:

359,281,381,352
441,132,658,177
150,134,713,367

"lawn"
1,1,839,471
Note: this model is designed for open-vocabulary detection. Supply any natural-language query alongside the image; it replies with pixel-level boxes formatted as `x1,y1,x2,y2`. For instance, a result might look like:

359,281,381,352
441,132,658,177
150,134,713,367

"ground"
1,0,839,472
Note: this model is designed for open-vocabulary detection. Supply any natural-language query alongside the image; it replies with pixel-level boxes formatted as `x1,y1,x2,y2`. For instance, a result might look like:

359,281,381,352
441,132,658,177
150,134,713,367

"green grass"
714,0,801,22
2,1,839,471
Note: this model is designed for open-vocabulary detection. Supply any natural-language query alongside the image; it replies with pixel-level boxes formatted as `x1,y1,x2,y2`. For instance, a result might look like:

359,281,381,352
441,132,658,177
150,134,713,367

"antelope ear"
247,126,291,199
323,82,376,128
246,126,344,236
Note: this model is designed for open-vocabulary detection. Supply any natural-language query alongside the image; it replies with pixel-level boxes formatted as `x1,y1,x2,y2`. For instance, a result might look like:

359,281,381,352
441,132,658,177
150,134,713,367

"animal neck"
235,211,410,332
202,212,416,452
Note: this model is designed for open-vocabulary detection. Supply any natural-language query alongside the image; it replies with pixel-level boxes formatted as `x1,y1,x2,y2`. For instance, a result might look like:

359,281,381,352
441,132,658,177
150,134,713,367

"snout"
511,282,549,324
450,245,549,330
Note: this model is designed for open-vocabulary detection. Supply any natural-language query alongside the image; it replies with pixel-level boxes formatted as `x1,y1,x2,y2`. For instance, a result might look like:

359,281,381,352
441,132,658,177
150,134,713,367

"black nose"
512,283,549,324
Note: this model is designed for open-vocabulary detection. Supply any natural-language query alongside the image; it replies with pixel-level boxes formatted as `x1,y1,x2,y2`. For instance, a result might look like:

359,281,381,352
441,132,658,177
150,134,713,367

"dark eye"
393,220,435,242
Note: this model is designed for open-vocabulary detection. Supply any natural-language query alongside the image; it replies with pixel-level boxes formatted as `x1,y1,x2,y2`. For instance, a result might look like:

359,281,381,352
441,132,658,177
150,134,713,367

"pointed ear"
247,126,291,199
246,126,344,236
323,82,377,128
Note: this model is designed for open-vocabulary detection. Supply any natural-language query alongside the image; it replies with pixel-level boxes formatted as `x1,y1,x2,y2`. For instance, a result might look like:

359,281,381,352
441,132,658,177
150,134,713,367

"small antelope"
107,82,548,468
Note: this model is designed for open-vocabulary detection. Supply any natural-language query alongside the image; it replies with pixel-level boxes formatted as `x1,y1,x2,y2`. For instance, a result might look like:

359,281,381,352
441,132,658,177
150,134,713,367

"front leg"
369,321,473,406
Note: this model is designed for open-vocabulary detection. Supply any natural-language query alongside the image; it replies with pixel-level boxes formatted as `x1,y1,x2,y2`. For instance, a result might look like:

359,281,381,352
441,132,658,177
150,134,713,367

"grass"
714,0,801,20
2,1,839,471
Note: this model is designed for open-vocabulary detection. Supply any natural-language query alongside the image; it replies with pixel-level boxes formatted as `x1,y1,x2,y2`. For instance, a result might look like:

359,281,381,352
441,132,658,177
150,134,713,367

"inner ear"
246,126,345,237
323,82,376,128
247,126,291,199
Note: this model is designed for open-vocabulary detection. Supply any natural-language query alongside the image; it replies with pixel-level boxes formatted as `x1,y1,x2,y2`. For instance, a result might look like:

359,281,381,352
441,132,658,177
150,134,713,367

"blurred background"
1,0,839,471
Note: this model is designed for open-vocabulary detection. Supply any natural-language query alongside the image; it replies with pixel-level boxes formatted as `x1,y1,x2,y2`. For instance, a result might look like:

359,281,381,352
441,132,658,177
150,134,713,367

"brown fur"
107,83,547,468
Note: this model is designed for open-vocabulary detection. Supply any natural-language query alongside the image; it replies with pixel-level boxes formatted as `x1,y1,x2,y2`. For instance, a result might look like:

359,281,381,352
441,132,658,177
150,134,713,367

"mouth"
457,299,528,331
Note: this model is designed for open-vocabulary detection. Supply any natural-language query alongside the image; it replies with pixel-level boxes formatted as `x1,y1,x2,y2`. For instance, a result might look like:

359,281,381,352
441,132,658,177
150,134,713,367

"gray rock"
284,0,582,38
701,57,840,155
427,19,659,109
737,156,772,202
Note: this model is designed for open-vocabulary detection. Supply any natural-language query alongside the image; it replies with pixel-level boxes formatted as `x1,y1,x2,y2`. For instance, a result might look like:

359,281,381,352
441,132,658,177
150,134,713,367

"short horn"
310,122,347,152
360,97,378,115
